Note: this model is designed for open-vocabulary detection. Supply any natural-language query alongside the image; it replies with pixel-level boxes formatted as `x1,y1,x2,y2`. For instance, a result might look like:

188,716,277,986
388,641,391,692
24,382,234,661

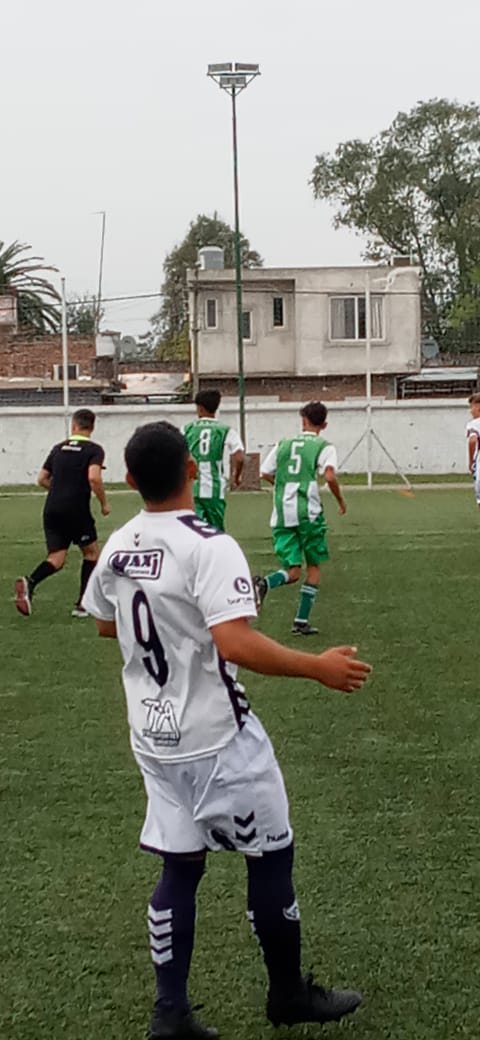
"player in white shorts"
467,393,480,507
83,420,371,1040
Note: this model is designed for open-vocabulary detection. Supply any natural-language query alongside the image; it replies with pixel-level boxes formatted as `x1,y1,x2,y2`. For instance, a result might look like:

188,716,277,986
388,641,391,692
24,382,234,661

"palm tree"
0,239,60,333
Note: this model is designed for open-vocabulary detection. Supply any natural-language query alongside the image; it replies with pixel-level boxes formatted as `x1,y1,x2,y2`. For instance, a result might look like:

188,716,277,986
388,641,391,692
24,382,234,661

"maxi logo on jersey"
108,549,164,580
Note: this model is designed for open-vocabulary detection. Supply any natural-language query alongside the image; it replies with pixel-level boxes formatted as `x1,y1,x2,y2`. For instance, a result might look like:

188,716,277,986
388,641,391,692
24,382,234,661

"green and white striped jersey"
262,432,337,527
182,418,243,500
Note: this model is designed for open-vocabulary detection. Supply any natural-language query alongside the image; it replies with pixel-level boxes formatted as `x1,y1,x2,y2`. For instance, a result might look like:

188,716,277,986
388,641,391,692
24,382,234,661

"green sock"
295,583,318,623
266,569,289,590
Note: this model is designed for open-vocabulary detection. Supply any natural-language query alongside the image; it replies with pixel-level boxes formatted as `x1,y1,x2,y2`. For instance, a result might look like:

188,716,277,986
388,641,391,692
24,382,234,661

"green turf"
2,488,480,1039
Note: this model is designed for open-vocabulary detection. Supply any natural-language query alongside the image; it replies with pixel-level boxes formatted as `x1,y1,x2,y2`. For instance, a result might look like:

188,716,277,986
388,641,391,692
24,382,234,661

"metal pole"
96,210,106,332
365,271,372,489
231,87,246,448
192,264,200,398
61,276,69,438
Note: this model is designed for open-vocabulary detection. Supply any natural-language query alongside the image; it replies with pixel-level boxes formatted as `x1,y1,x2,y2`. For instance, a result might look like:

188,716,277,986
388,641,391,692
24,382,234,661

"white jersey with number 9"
83,509,257,765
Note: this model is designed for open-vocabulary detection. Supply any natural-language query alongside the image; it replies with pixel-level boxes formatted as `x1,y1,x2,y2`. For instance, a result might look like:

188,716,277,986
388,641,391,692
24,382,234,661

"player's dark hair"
195,388,221,414
125,422,189,503
300,401,328,427
469,392,480,405
72,408,95,431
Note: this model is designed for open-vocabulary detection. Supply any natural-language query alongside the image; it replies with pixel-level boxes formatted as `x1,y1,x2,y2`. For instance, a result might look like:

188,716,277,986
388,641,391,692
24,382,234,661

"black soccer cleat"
14,576,32,617
147,1002,218,1040
291,621,319,636
252,575,269,611
267,973,362,1027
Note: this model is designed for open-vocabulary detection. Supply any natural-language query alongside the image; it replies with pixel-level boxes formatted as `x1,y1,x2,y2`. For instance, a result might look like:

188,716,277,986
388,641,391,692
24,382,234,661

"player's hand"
101,503,111,517
316,646,371,692
338,498,347,515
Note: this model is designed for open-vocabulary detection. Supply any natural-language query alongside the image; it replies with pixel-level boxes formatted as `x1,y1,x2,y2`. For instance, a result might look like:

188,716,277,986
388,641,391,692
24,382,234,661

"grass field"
2,487,480,1040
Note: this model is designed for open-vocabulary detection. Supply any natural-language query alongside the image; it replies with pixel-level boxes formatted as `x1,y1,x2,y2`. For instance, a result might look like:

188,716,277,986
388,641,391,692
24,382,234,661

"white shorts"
136,712,292,857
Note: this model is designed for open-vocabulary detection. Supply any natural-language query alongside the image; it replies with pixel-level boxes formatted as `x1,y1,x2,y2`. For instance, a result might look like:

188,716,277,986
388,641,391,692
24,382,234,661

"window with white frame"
330,295,384,341
205,298,217,329
273,296,284,327
242,310,253,341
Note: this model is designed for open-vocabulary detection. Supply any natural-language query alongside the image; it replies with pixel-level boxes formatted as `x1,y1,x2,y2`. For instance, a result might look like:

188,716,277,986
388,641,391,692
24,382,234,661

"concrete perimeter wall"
0,399,470,485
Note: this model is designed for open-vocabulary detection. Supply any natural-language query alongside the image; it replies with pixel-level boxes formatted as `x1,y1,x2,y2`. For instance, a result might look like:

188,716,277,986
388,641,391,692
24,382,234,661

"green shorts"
273,517,329,568
194,497,226,531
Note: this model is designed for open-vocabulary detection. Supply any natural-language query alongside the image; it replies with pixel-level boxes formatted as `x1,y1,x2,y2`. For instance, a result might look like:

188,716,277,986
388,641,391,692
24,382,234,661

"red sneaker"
15,577,32,617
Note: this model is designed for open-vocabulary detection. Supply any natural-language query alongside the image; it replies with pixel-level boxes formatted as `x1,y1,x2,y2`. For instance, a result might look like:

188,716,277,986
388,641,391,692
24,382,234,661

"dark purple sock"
148,856,205,1010
246,843,302,993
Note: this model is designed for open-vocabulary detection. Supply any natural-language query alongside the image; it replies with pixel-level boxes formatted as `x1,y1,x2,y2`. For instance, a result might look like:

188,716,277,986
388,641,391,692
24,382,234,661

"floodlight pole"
230,87,247,447
61,276,70,438
207,63,260,448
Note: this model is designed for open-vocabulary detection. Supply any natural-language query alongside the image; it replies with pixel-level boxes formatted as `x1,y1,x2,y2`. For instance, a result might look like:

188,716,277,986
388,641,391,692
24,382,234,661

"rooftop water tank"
198,247,225,271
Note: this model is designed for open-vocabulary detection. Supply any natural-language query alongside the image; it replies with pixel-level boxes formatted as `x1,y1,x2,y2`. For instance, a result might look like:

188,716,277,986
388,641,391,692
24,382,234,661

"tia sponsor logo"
109,549,163,580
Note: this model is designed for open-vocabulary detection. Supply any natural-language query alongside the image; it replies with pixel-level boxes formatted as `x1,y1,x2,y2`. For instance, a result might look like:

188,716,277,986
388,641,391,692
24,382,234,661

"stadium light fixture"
219,74,247,89
235,63,260,73
207,63,233,74
207,61,261,447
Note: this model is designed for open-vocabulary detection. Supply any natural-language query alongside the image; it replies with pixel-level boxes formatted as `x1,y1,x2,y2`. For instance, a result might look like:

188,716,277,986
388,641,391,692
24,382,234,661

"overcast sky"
2,0,479,335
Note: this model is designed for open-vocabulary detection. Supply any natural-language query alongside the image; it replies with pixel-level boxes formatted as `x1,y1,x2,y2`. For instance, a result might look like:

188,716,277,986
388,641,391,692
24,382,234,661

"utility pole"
192,263,200,398
61,276,69,438
95,210,106,333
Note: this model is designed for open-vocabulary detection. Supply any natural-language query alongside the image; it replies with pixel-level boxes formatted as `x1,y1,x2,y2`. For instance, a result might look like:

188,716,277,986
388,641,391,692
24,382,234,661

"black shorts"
43,506,97,553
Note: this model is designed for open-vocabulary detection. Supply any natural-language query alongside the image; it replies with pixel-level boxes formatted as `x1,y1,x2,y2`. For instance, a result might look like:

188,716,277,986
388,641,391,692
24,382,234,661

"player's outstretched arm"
211,617,371,693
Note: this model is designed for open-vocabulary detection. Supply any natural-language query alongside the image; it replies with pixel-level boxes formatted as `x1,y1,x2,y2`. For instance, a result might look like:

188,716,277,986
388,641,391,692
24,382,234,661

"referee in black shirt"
15,409,110,617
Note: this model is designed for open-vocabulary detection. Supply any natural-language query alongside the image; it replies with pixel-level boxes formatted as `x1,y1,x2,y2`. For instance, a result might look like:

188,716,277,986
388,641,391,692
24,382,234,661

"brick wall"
199,374,395,400
0,330,95,378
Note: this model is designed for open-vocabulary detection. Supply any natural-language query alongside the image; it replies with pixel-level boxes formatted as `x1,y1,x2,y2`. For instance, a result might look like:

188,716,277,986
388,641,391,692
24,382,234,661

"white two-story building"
188,261,422,399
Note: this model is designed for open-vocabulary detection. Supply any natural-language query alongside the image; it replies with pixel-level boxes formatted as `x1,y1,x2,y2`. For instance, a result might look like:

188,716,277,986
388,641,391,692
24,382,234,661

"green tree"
67,294,103,336
151,212,263,360
311,99,480,350
0,239,60,333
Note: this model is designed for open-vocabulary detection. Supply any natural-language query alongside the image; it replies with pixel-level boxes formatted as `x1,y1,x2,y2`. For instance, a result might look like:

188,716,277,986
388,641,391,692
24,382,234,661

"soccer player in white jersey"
254,402,346,635
466,393,480,508
83,421,371,1040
